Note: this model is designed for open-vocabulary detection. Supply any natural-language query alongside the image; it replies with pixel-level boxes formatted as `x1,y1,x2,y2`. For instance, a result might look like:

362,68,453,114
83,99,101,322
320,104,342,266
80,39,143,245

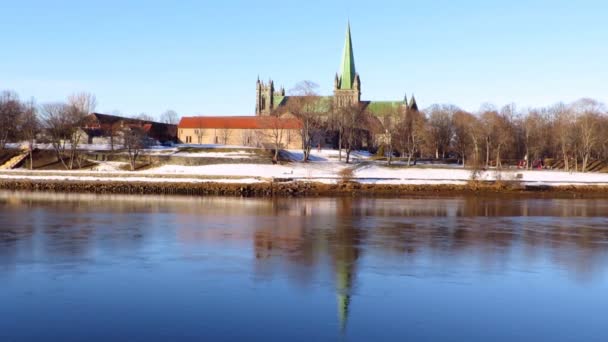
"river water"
1,191,607,341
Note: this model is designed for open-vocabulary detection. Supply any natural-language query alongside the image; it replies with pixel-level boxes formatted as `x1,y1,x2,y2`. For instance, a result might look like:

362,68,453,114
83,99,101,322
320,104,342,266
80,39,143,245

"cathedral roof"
274,96,333,113
338,23,356,90
364,101,406,116
273,95,286,107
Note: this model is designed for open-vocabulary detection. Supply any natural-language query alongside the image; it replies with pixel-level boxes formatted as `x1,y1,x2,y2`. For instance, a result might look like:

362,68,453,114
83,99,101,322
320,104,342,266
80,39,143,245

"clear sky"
1,0,607,118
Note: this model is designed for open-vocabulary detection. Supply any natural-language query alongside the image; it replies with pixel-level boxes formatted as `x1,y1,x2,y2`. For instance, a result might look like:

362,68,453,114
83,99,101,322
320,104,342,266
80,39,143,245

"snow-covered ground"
89,161,127,172
3,146,608,187
283,149,371,162
172,151,256,158
145,163,608,186
353,166,608,185
148,162,342,181
4,162,608,186
0,174,263,184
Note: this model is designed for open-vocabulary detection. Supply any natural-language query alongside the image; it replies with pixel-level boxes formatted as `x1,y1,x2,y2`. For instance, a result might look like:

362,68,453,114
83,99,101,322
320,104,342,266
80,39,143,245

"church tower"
256,77,285,116
334,23,361,109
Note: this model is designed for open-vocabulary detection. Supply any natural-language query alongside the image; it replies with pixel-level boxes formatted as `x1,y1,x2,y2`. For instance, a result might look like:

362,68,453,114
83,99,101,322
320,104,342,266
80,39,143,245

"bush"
338,168,354,183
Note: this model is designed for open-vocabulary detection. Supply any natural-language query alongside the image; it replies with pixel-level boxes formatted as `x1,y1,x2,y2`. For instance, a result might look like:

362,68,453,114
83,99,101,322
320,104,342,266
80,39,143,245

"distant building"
80,113,177,146
255,23,418,118
177,116,302,149
181,23,416,151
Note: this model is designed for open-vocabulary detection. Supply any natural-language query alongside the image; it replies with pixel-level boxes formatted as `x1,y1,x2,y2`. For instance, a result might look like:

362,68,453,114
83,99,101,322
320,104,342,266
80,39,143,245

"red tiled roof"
178,116,302,129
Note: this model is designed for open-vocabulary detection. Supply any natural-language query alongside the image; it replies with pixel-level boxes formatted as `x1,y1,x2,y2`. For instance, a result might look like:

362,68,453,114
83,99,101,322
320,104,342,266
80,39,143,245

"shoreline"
2,178,608,198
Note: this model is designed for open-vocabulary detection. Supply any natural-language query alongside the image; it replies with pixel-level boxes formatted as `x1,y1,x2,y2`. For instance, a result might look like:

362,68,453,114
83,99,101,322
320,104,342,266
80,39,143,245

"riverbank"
2,178,608,197
3,146,608,197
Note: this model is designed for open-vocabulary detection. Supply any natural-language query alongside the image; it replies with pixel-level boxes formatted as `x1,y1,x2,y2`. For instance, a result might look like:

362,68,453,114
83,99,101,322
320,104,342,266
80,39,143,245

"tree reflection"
2,191,608,329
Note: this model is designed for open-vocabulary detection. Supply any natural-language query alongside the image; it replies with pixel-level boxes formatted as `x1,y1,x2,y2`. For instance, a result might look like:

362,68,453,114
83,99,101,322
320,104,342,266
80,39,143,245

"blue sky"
1,0,607,118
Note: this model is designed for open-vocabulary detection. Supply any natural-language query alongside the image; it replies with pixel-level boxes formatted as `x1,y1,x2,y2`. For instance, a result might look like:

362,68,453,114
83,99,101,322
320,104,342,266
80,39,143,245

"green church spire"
336,261,352,332
339,22,356,90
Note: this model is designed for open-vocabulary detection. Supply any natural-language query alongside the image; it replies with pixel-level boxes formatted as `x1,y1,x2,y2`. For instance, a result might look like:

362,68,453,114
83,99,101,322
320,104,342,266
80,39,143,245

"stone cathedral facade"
255,23,418,118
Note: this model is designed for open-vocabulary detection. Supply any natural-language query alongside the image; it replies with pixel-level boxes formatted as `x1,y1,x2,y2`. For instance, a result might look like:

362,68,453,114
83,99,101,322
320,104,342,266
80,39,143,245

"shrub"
338,168,354,183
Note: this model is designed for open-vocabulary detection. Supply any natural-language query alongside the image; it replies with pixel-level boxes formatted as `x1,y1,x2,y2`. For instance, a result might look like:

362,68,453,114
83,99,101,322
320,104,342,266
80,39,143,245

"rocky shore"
1,178,607,198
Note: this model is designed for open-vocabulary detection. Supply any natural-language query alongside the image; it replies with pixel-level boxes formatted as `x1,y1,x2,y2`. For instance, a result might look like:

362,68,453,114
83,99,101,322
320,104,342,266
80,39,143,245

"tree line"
378,98,608,172
0,90,180,170
3,86,608,173
281,82,608,172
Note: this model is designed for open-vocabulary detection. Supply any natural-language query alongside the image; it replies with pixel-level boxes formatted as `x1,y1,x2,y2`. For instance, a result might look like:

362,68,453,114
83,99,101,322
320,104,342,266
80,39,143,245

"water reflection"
1,191,608,340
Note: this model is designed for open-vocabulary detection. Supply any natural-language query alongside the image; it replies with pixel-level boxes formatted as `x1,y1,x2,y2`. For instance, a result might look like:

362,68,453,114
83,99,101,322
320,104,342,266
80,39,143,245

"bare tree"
122,126,148,171
452,110,479,167
108,109,125,149
287,81,322,162
572,99,604,172
520,109,548,169
259,115,295,163
67,113,87,169
395,107,426,166
241,129,259,147
426,104,456,159
219,123,232,145
596,115,608,162
549,103,574,171
382,114,397,165
340,103,367,164
135,113,155,122
496,104,517,168
40,101,88,170
328,102,346,161
367,104,402,165
106,121,121,151
40,103,72,169
0,90,23,150
64,93,96,167
20,99,40,169
196,118,205,144
160,110,179,125
67,92,97,115
467,114,485,168
479,106,515,169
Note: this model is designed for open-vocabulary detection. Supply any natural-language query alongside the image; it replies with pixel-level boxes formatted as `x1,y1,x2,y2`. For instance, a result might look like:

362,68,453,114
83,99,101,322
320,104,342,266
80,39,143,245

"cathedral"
255,23,418,117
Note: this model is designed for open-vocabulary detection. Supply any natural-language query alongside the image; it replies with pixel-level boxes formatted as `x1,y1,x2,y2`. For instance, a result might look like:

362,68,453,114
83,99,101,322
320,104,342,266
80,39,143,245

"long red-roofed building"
178,115,302,149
